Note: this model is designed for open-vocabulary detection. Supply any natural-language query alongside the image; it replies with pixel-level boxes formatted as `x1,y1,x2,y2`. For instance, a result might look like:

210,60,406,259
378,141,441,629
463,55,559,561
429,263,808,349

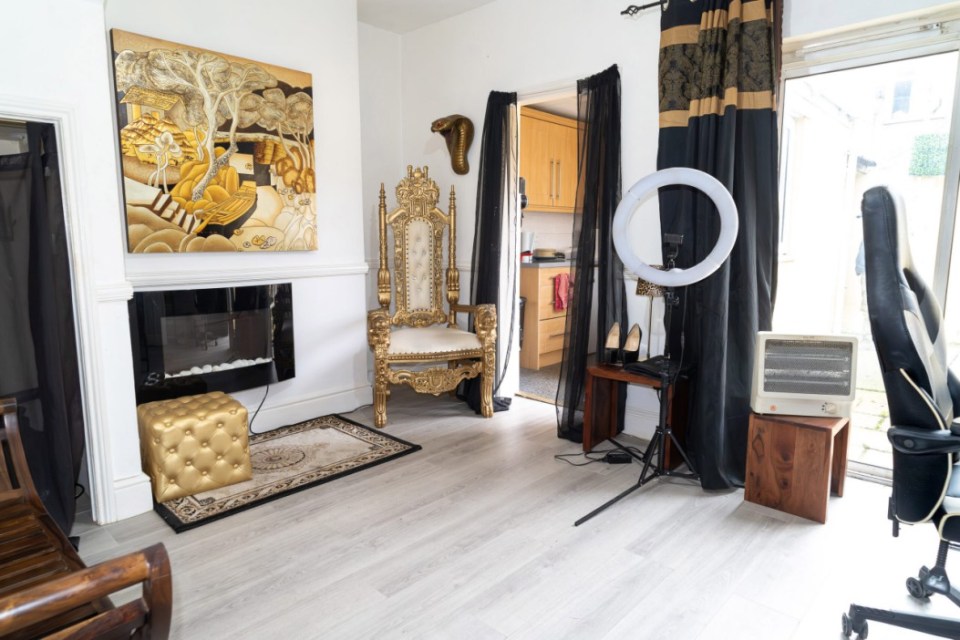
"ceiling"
530,96,578,119
357,0,500,33
356,1,580,119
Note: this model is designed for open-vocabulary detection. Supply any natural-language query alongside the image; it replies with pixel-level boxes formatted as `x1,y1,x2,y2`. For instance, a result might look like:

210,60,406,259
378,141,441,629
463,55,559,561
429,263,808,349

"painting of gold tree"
111,30,317,253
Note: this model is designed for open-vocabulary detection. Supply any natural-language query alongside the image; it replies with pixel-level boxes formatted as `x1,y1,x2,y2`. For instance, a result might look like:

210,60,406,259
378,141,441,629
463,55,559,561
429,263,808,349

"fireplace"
128,283,294,404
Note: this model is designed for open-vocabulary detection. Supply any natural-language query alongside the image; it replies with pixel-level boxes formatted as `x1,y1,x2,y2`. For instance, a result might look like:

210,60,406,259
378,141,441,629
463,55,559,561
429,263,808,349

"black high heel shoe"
622,324,642,365
604,322,621,364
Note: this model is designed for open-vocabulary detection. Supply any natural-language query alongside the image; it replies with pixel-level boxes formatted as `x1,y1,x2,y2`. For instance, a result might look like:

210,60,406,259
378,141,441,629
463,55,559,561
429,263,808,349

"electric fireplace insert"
129,283,294,404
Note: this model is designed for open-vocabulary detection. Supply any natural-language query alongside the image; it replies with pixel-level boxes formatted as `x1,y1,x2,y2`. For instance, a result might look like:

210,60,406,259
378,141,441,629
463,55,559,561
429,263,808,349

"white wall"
0,0,370,523
358,23,404,314
102,0,370,519
522,211,575,258
399,0,662,252
785,0,960,37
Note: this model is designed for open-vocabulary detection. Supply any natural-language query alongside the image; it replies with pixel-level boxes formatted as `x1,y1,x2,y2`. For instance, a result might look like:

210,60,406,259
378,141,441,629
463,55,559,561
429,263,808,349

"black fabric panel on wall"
557,64,625,443
459,90,517,414
0,123,84,535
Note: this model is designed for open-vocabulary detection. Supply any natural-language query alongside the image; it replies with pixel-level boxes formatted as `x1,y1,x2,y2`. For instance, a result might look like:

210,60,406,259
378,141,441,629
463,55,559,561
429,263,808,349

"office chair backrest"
861,186,952,523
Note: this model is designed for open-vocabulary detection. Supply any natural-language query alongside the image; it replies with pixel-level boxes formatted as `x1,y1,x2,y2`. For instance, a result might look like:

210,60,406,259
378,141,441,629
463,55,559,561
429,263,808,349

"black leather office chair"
844,186,960,639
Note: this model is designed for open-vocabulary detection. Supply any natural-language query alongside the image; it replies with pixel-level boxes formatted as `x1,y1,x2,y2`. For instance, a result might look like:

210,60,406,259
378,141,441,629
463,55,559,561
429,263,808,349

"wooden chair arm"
449,303,496,320
0,398,42,507
0,543,172,639
449,303,483,313
449,304,497,342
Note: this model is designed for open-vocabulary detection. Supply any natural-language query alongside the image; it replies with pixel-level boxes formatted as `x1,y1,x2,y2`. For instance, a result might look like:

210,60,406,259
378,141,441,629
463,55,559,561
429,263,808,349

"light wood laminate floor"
75,390,958,639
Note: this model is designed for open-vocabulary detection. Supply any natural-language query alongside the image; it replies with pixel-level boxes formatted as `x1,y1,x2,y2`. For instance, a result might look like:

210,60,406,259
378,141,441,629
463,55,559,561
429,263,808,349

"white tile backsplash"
521,210,574,255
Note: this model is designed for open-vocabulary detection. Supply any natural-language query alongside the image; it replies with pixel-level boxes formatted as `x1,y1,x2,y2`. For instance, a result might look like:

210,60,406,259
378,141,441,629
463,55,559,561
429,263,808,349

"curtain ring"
662,0,670,10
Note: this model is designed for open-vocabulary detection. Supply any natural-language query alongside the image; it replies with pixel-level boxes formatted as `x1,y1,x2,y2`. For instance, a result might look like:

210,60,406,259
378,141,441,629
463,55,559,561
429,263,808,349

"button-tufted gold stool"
137,391,252,502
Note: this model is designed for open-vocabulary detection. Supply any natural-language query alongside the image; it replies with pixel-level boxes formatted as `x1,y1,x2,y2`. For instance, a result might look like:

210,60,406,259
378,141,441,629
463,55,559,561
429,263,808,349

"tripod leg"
574,431,663,527
575,480,647,526
635,429,661,483
665,428,698,476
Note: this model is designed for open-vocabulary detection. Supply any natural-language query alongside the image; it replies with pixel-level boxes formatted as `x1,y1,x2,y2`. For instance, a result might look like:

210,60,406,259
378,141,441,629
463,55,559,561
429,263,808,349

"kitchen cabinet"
520,108,579,213
520,265,570,370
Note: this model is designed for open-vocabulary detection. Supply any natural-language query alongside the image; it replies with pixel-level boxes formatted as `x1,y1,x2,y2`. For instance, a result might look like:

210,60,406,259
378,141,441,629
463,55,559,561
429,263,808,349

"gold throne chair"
367,166,497,428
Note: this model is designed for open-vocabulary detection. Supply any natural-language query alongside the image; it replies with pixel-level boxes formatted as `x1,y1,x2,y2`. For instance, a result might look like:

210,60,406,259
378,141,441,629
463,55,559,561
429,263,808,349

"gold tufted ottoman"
137,391,252,502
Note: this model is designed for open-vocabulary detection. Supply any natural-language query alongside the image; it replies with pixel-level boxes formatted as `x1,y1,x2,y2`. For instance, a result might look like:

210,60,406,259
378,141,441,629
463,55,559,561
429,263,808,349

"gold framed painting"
111,30,317,253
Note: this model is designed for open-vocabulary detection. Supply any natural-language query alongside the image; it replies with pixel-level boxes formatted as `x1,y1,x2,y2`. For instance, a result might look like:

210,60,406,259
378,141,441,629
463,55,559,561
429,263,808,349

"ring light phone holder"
576,167,739,527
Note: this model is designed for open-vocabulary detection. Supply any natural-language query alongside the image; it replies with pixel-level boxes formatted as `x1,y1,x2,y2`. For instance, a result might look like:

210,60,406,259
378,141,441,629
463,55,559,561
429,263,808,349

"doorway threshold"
519,362,562,405
846,460,892,487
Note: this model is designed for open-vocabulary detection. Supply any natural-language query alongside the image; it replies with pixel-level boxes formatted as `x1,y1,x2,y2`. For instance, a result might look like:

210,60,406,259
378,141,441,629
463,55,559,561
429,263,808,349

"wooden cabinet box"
744,412,850,523
520,108,579,213
520,266,570,370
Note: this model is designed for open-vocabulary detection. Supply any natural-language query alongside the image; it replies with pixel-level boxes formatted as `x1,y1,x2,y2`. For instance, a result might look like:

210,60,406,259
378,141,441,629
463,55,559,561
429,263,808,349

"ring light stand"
575,168,739,526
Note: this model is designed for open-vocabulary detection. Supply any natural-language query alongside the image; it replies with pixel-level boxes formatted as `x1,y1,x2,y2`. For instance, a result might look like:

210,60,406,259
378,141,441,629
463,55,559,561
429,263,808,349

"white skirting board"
240,384,374,434
621,403,659,441
111,474,155,523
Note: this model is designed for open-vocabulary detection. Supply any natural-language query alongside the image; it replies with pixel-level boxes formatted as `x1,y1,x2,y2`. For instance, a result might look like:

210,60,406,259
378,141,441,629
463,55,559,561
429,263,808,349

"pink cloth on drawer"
554,272,570,311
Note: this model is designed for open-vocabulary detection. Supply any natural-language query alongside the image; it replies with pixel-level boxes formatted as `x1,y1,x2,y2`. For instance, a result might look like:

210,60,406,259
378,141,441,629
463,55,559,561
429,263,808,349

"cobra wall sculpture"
431,114,474,175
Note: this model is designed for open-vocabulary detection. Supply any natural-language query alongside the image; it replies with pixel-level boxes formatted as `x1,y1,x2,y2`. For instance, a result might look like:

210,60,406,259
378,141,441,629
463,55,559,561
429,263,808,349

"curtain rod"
621,1,665,16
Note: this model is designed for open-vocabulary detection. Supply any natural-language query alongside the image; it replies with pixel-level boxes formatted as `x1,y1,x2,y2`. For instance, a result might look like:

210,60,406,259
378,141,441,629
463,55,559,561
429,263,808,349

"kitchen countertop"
521,260,572,268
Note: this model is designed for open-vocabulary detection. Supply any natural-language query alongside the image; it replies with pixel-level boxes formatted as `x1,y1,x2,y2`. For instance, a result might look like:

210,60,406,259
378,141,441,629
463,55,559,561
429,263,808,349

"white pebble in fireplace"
165,357,275,379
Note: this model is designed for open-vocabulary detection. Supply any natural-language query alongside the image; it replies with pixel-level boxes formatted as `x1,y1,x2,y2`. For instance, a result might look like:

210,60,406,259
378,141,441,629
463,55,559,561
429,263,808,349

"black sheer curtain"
0,122,84,534
657,1,780,488
557,65,625,442
460,91,517,412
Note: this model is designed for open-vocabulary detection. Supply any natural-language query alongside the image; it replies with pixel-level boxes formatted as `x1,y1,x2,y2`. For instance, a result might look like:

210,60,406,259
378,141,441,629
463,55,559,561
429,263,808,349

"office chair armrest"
949,368,960,418
889,426,960,455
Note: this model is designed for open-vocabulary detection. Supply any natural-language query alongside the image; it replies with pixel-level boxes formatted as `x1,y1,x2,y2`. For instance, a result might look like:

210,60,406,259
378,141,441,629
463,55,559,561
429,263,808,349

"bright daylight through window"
777,50,959,472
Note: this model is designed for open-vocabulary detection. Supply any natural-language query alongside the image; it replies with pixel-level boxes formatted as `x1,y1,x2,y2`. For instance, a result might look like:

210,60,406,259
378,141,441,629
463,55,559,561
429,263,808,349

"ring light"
612,167,739,288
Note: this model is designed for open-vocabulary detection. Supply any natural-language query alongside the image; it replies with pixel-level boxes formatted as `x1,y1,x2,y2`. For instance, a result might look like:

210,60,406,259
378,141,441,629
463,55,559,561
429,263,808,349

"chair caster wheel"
842,613,868,639
907,576,931,600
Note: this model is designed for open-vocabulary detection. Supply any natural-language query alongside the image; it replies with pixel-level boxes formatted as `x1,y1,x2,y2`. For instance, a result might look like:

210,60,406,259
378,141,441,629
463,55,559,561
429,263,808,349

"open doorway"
515,94,595,404
777,50,960,473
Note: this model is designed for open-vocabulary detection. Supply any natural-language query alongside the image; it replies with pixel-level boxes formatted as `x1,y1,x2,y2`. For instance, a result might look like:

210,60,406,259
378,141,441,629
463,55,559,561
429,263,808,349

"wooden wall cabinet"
520,266,569,370
520,108,579,213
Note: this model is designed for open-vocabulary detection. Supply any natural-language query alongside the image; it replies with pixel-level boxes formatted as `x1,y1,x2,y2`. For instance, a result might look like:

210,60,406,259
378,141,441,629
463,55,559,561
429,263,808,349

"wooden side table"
582,363,689,469
744,412,850,523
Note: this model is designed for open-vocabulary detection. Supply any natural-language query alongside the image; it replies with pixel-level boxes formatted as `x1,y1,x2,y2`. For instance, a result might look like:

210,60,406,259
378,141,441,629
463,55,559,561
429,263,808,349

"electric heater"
750,332,858,418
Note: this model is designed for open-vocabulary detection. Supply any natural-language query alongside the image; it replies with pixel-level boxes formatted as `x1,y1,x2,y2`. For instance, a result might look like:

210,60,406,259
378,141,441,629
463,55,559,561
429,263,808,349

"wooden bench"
0,398,172,639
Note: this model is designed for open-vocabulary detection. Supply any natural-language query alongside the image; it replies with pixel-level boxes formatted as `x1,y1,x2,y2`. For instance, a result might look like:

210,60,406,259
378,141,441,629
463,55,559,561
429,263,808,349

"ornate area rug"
154,415,420,532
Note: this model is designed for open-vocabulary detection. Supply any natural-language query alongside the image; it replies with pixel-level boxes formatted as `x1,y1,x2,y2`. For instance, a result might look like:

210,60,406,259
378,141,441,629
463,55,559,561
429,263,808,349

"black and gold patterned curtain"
657,0,781,489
